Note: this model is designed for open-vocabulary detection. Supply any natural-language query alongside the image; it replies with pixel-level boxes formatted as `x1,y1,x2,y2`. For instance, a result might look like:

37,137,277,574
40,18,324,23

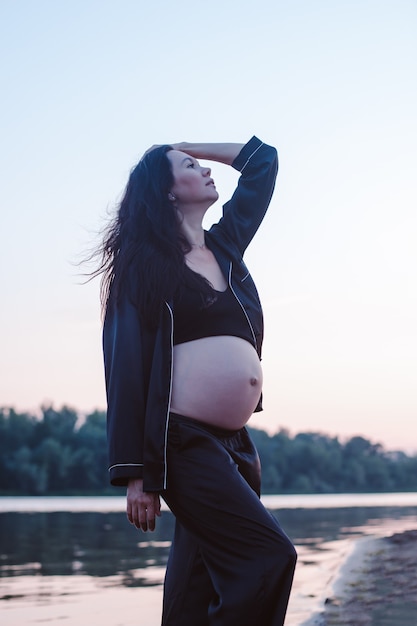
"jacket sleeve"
103,295,150,486
210,136,278,256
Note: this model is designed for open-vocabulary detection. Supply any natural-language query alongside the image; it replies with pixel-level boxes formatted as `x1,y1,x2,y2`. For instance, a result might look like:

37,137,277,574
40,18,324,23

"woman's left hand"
126,478,161,532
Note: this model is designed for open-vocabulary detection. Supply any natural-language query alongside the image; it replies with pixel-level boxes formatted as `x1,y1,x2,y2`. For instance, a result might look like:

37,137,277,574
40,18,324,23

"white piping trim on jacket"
228,263,257,349
240,142,264,173
108,463,143,471
163,302,175,490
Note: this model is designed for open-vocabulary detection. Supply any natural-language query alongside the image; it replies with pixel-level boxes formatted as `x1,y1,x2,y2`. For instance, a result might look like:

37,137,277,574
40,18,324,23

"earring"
168,193,176,202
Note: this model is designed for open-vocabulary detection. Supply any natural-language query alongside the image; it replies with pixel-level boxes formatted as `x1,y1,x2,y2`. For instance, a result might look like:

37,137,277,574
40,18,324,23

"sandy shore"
304,529,417,625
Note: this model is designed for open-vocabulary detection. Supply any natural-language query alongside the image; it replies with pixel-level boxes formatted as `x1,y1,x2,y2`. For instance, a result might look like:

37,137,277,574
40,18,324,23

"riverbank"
304,529,417,625
3,531,417,626
2,497,417,625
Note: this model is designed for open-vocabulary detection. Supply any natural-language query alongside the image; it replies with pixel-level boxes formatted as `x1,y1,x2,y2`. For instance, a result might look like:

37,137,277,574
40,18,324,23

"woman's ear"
168,193,176,202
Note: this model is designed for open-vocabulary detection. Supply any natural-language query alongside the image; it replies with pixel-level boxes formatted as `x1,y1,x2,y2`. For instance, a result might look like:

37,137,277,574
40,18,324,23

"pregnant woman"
99,136,297,625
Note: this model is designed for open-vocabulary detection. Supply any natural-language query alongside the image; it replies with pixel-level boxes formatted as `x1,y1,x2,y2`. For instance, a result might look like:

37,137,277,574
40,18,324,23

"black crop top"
173,283,255,347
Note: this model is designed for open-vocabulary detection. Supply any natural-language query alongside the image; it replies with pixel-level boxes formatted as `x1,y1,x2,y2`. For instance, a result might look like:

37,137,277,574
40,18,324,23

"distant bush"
248,428,417,494
0,406,109,495
1,405,416,495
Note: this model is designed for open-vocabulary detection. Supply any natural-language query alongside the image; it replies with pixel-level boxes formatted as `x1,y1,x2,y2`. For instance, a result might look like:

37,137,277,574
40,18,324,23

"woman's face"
168,150,218,211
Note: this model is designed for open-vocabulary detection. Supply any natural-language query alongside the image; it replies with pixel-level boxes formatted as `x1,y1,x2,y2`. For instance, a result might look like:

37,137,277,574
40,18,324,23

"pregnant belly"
170,336,263,430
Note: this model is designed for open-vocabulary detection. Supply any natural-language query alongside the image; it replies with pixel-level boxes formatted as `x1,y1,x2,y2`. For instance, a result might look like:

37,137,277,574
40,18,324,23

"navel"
250,377,259,387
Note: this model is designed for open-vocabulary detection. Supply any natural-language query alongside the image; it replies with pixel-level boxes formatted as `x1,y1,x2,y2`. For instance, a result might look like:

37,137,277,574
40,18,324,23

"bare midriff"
170,335,263,430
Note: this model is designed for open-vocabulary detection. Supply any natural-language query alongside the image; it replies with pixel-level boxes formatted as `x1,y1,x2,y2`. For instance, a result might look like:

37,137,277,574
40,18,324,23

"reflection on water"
1,502,417,584
0,510,175,581
2,498,417,625
273,504,417,544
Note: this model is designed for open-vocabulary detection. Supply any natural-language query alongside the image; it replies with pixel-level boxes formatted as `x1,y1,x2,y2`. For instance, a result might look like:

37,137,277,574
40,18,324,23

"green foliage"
0,405,417,495
0,405,108,495
248,426,417,494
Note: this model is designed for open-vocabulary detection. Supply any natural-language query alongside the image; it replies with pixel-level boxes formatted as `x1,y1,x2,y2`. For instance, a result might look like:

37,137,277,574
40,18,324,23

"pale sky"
1,0,416,452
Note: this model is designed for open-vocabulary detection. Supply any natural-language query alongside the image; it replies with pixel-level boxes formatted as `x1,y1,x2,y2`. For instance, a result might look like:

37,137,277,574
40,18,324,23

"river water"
1,494,417,625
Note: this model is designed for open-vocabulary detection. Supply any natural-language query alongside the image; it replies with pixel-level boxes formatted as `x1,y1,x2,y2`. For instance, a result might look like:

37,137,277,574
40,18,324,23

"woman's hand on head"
126,478,161,532
141,143,186,160
142,142,244,165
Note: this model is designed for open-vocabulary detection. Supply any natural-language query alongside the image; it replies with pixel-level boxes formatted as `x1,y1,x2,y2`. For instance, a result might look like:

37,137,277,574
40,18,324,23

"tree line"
1,405,416,495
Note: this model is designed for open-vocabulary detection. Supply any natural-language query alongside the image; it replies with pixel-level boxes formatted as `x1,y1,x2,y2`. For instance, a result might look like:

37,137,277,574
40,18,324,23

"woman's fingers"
126,481,161,532
144,500,155,532
138,503,149,532
155,493,162,517
140,494,161,532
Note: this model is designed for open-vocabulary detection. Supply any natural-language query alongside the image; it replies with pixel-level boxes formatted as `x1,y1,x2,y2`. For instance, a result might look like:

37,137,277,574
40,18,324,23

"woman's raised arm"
170,142,245,166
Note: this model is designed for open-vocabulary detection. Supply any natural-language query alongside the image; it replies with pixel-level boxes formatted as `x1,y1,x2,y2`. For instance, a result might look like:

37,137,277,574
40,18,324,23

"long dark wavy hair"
92,145,214,325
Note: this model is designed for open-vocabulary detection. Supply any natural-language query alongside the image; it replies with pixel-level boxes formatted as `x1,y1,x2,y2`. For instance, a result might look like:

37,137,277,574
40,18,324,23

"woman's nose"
203,167,211,176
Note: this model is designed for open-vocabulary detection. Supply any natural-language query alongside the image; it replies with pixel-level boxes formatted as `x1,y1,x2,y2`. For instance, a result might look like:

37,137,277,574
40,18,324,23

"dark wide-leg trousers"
161,413,297,626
